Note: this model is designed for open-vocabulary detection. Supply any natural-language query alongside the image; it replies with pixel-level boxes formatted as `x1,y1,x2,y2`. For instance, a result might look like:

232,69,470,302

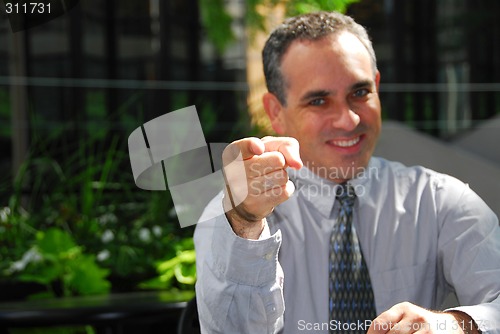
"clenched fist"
222,136,303,239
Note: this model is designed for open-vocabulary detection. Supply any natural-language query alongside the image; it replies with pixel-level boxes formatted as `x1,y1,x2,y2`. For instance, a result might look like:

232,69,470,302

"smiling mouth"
329,136,361,148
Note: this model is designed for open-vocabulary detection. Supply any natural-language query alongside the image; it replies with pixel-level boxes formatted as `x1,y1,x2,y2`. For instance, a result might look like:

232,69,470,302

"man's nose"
331,104,360,131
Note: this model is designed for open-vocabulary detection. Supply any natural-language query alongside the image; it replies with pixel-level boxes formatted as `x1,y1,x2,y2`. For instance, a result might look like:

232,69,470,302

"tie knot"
336,183,356,208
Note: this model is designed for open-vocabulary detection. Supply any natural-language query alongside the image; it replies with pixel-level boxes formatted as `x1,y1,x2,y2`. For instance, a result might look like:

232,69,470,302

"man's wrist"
225,208,265,239
223,195,265,239
445,310,482,334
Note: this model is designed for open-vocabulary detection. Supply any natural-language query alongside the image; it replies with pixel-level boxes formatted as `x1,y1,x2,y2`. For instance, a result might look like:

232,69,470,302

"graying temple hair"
262,11,377,105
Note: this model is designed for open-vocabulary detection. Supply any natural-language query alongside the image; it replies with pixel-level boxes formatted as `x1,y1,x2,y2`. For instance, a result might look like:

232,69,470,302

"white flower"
101,229,114,243
98,213,118,225
97,249,110,262
138,228,151,243
152,225,162,237
0,207,11,223
6,247,42,274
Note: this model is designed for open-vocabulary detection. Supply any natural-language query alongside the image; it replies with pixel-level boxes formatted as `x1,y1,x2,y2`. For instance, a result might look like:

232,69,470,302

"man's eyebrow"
350,80,374,91
300,89,332,103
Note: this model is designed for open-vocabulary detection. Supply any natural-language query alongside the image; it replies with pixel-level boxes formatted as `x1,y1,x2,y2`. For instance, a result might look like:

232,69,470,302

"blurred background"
0,0,499,332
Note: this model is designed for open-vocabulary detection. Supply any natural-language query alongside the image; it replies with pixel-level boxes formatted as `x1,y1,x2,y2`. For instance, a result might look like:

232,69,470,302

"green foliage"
8,228,110,297
0,205,34,273
1,59,231,306
199,0,236,53
139,237,196,290
199,0,360,53
1,130,195,299
285,0,359,16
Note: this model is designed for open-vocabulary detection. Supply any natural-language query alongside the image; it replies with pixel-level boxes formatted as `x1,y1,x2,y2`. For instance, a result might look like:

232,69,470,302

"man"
194,11,500,334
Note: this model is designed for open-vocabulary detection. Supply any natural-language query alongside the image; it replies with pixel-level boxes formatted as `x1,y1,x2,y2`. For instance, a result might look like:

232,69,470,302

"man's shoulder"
371,156,470,195
372,156,456,182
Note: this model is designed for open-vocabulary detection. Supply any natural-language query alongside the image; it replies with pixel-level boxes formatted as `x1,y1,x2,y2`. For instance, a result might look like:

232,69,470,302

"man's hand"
367,302,480,334
222,136,303,239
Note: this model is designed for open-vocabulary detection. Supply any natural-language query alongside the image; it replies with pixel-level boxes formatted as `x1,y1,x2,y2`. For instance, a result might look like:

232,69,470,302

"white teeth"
331,137,360,147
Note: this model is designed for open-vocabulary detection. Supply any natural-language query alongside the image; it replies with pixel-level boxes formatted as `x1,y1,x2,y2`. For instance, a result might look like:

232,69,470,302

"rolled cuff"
447,303,500,333
211,213,282,287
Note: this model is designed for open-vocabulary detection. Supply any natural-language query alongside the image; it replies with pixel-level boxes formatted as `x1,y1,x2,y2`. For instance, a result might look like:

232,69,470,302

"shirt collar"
347,158,380,203
287,158,380,217
288,165,340,218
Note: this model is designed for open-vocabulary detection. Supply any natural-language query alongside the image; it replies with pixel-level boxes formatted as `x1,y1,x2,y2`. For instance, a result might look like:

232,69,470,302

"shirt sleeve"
193,193,285,334
436,176,500,333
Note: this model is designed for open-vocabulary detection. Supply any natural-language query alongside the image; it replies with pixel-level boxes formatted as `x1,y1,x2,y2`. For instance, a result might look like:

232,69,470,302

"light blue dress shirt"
194,157,500,333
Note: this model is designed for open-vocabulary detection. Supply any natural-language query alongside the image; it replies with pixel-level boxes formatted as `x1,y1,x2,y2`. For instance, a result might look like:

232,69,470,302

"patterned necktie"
329,183,376,332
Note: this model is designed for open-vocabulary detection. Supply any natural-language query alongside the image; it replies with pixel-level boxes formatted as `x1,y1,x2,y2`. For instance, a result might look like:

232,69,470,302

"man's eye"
309,98,325,106
353,89,369,98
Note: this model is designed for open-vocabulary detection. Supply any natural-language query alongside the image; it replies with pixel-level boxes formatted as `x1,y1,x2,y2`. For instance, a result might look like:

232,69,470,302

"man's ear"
375,70,381,92
263,92,286,134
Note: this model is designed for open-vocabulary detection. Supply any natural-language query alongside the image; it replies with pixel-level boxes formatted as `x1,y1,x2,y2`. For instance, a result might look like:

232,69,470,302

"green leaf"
174,262,196,285
156,256,181,273
36,228,76,255
67,255,110,295
175,237,195,251
158,270,176,285
176,250,196,263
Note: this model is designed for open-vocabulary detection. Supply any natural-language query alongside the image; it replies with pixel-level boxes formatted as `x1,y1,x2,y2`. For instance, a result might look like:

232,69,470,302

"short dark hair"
262,11,377,105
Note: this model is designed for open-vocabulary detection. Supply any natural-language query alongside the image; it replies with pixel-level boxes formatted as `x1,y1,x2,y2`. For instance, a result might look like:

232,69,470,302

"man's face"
264,32,381,183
